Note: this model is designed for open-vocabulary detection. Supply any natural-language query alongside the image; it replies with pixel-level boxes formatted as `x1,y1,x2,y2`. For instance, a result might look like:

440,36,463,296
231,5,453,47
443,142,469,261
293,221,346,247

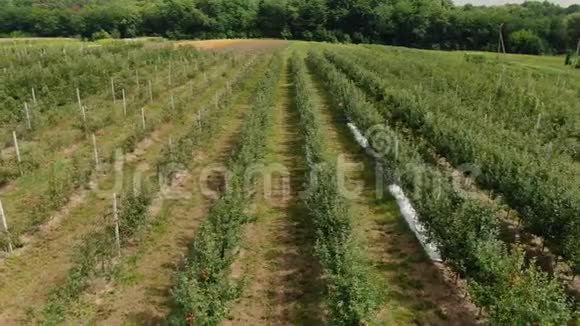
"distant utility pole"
497,24,506,54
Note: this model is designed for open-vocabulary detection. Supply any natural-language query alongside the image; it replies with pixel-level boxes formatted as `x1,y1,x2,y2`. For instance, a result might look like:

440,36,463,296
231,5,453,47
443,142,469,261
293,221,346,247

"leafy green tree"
0,0,579,53
287,0,327,40
91,29,111,40
142,0,211,39
510,29,545,54
566,13,580,47
256,0,288,37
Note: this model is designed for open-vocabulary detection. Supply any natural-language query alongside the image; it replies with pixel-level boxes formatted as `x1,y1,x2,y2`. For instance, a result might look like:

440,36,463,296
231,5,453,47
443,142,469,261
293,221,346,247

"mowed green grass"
448,49,578,86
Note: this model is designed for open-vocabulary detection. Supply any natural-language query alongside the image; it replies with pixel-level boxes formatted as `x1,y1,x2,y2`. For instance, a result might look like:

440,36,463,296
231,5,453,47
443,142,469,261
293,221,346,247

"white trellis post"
12,131,22,176
92,133,99,171
197,109,202,130
12,131,21,163
122,89,127,116
535,113,542,130
141,108,146,130
135,70,140,93
170,94,176,112
31,87,37,105
24,102,32,130
76,88,82,112
81,105,87,123
148,80,153,102
112,193,121,257
0,199,13,253
168,64,172,87
111,77,116,104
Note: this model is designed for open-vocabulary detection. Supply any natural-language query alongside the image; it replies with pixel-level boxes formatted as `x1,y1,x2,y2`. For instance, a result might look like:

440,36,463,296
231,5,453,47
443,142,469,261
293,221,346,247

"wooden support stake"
111,78,116,104
76,87,82,112
122,89,127,116
24,102,31,130
81,105,87,123
113,193,121,257
148,80,153,102
12,131,21,163
197,110,202,130
31,87,37,105
92,133,99,171
141,108,146,130
0,199,13,253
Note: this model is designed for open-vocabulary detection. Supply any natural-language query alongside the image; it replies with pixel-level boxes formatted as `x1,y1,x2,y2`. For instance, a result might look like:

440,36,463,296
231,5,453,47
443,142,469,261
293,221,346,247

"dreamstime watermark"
91,123,481,207
364,123,399,159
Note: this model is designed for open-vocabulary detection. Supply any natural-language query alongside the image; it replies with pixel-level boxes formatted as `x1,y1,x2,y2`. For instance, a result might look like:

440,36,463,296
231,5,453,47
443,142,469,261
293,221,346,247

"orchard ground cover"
0,38,577,325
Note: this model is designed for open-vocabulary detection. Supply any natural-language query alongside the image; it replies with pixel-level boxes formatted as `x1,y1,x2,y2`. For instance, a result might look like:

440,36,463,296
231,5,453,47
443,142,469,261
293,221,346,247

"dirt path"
0,70,236,325
304,66,479,325
177,39,288,52
224,59,325,325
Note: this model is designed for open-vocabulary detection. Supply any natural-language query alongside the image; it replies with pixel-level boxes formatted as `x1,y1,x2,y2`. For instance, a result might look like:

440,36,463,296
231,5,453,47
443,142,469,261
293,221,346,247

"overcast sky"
454,0,579,6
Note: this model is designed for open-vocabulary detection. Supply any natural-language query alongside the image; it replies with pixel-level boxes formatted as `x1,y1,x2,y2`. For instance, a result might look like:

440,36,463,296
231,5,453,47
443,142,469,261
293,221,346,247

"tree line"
1,0,579,54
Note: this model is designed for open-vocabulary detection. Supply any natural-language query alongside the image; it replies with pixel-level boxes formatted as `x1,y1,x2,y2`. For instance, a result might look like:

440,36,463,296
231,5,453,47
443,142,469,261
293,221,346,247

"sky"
454,0,580,6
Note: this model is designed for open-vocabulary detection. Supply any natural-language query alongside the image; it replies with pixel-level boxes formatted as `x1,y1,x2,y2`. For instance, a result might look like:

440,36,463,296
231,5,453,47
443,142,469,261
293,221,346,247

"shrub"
564,52,572,65
465,53,486,64
509,29,545,55
91,29,112,41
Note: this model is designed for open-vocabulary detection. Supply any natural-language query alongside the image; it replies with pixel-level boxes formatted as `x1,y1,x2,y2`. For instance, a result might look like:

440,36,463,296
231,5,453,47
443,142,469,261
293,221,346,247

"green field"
0,38,578,325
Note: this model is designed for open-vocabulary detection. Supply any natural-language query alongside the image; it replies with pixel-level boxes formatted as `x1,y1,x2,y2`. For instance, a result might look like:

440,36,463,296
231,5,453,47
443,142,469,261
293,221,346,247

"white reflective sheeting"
347,122,369,149
347,121,443,263
388,184,442,262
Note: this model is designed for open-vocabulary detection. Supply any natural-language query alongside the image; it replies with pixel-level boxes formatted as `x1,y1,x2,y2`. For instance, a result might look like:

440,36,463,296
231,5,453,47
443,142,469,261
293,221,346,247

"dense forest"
0,0,579,54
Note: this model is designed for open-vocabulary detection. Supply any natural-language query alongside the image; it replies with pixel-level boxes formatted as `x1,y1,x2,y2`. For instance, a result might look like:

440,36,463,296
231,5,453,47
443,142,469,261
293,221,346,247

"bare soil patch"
177,39,288,52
